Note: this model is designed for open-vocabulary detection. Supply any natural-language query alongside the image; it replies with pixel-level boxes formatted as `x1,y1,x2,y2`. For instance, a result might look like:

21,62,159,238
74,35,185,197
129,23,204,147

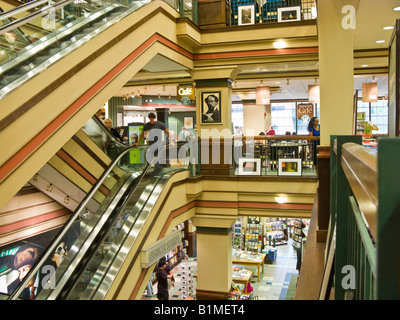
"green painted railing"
326,135,400,300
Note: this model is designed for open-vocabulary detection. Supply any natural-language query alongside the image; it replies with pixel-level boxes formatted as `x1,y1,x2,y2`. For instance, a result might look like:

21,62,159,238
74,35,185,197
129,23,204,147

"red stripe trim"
193,47,318,60
0,208,70,234
56,150,109,195
0,32,318,185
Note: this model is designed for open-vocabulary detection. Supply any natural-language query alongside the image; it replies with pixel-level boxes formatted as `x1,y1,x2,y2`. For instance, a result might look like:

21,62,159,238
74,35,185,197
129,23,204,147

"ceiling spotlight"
394,6,400,11
275,196,288,204
233,81,237,87
361,64,368,67
158,93,161,99
273,41,287,49
372,76,376,82
314,78,318,84
144,87,147,93
260,80,264,87
286,79,290,85
383,26,394,30
376,40,386,44
136,90,141,96
168,94,171,99
162,85,166,91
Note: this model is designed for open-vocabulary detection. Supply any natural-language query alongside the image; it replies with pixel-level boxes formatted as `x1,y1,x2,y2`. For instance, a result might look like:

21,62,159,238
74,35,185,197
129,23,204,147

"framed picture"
238,5,255,26
278,6,301,22
238,158,261,175
201,91,222,124
184,116,193,129
278,158,302,176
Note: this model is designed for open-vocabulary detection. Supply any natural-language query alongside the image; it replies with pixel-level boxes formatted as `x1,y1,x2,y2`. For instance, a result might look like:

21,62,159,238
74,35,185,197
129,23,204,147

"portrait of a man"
201,92,222,124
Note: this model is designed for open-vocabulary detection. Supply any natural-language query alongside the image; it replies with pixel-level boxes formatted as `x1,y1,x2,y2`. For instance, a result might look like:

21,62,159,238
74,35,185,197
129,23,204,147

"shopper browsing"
156,257,174,300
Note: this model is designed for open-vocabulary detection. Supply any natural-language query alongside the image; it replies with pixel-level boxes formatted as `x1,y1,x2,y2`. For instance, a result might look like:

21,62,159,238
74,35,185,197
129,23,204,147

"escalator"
7,142,189,300
0,0,189,211
29,115,128,217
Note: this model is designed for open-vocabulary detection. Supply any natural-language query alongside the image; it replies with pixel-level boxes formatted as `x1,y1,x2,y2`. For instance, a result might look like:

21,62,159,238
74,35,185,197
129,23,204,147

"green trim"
195,79,233,88
196,226,232,234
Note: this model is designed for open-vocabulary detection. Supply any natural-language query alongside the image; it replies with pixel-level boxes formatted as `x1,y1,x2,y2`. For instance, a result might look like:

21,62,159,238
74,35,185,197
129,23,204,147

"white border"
238,158,261,175
238,5,255,26
277,6,301,23
278,158,302,176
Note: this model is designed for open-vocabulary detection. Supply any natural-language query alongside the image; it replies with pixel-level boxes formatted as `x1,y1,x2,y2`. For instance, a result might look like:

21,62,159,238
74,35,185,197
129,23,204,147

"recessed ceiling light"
376,40,386,44
383,26,394,30
275,196,288,204
273,41,287,49
361,64,368,67
394,6,400,11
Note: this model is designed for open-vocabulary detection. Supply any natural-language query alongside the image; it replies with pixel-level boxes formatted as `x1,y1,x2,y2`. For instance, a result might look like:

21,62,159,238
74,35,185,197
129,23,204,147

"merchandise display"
149,223,188,284
264,218,288,246
232,217,244,249
292,219,308,249
245,222,263,252
180,260,195,300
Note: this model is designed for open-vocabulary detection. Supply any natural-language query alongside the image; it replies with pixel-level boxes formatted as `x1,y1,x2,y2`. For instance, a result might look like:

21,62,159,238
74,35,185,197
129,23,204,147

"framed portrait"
278,158,302,176
238,158,261,176
278,6,301,22
201,91,222,124
238,5,255,26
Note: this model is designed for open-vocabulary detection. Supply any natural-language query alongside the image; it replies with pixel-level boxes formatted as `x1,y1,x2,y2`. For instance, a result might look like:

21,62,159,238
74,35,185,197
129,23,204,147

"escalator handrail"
8,143,146,300
0,0,51,21
0,0,74,35
91,115,128,151
67,145,188,300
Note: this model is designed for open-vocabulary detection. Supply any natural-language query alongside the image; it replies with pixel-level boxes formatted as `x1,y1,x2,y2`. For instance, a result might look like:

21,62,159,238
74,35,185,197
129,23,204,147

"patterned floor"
142,239,299,300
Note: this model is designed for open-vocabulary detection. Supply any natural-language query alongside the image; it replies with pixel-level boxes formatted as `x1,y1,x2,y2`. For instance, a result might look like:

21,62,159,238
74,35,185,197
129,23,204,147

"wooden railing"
322,135,400,300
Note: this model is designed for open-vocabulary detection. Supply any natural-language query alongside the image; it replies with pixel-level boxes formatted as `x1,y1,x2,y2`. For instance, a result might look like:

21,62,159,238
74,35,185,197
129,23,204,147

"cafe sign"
297,103,314,122
177,84,195,105
140,229,182,268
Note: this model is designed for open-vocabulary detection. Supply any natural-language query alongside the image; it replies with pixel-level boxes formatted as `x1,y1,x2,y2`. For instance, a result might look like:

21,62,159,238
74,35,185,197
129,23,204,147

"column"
318,0,354,145
191,67,237,175
191,210,236,299
316,0,354,240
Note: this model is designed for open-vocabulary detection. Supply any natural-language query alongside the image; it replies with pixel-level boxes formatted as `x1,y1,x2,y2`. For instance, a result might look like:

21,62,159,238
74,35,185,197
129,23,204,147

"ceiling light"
273,41,287,49
260,80,264,87
314,78,318,84
376,40,386,44
286,79,290,85
394,6,400,11
361,64,368,67
275,196,288,204
372,76,376,82
383,26,394,30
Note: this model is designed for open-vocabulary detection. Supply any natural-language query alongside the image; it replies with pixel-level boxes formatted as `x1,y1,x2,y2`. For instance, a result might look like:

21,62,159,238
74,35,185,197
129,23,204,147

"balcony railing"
231,0,316,26
322,135,400,300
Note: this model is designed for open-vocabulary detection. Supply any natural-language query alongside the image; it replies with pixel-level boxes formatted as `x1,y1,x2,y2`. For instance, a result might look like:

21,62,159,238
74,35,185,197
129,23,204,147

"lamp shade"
256,86,270,105
308,84,320,103
362,83,378,102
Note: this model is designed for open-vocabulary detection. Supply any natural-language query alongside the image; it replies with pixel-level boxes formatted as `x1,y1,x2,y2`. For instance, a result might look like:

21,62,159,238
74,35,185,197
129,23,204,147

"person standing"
307,117,320,165
133,112,173,147
132,112,174,175
156,258,174,300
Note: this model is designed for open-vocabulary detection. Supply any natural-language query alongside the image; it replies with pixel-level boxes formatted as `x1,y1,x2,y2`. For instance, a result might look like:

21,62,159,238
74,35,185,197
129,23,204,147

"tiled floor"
142,239,299,300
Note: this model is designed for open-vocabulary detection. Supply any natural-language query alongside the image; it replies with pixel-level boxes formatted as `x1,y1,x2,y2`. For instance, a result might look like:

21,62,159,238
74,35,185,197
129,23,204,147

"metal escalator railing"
9,142,190,300
0,0,150,98
8,143,149,300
